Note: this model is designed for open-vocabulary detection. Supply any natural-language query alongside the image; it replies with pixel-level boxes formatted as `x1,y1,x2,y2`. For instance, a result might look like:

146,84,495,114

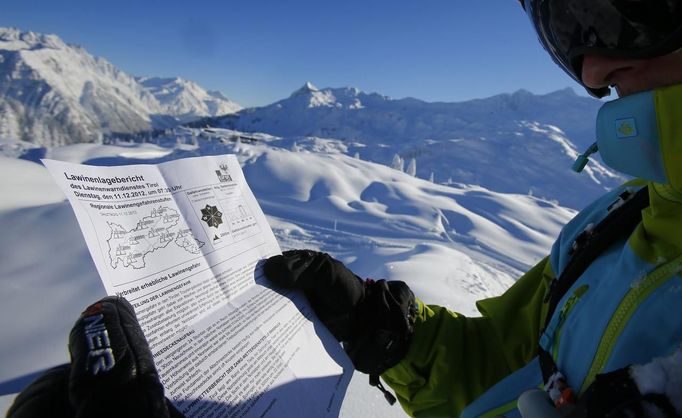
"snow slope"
0,129,576,416
206,83,624,209
0,28,241,147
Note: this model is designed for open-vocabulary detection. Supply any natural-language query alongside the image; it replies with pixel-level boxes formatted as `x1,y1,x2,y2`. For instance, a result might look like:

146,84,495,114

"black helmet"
520,0,682,97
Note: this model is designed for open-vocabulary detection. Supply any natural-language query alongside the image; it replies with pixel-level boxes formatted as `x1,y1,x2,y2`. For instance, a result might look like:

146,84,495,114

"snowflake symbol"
201,204,223,228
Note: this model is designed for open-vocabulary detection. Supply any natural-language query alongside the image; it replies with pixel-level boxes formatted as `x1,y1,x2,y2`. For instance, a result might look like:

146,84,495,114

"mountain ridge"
0,27,241,146
210,82,599,148
197,82,620,209
0,27,623,209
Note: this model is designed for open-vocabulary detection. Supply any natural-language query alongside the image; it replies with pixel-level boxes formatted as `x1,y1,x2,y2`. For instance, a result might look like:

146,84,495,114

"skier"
262,1,682,416
8,1,682,417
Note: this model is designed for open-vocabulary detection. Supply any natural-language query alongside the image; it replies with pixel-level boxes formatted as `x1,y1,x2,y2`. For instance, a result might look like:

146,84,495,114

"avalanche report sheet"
43,155,352,418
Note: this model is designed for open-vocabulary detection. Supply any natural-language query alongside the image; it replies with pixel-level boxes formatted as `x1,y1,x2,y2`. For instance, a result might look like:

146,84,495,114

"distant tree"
406,158,417,176
291,142,300,152
354,152,360,160
391,154,404,172
429,171,435,183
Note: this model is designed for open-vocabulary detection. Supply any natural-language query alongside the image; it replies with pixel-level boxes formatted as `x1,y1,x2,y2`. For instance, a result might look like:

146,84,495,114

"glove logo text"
83,313,115,375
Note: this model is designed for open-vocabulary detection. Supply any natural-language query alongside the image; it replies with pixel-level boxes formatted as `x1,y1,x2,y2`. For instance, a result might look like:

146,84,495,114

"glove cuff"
7,365,74,418
343,280,416,375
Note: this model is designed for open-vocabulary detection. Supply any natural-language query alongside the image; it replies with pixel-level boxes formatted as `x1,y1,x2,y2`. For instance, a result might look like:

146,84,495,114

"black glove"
8,296,183,418
263,250,416,376
567,367,681,418
6,365,74,418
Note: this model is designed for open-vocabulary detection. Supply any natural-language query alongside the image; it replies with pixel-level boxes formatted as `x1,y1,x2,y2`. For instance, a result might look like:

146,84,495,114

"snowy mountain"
137,76,242,123
205,82,624,209
0,26,622,208
0,28,241,147
213,82,601,147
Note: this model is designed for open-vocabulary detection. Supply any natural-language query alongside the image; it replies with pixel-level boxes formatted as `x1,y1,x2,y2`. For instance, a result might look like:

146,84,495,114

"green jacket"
381,256,553,417
382,84,682,417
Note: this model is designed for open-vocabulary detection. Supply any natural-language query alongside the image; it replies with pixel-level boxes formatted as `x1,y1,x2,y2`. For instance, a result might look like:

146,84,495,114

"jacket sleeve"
381,256,554,417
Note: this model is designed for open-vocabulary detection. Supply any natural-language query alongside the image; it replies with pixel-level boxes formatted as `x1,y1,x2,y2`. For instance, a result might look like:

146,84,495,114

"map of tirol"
107,206,204,269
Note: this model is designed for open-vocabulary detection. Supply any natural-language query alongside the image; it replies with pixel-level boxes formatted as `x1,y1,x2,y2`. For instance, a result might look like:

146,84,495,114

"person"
9,1,682,417
262,1,682,417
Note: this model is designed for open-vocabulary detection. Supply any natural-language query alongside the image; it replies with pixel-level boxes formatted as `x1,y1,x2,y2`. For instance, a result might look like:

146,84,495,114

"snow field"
0,130,574,416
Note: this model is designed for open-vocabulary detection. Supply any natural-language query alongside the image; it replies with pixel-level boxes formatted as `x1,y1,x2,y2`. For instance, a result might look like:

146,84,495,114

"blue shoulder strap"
538,185,649,383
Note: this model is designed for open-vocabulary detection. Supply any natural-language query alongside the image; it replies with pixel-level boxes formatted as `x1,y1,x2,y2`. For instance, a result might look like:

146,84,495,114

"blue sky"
2,0,587,107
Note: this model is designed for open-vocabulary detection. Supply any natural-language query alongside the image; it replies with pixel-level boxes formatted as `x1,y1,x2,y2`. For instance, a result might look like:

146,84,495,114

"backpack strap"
538,185,650,384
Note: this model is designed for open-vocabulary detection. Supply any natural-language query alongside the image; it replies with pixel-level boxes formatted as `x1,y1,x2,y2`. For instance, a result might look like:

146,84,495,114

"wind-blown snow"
0,128,576,416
